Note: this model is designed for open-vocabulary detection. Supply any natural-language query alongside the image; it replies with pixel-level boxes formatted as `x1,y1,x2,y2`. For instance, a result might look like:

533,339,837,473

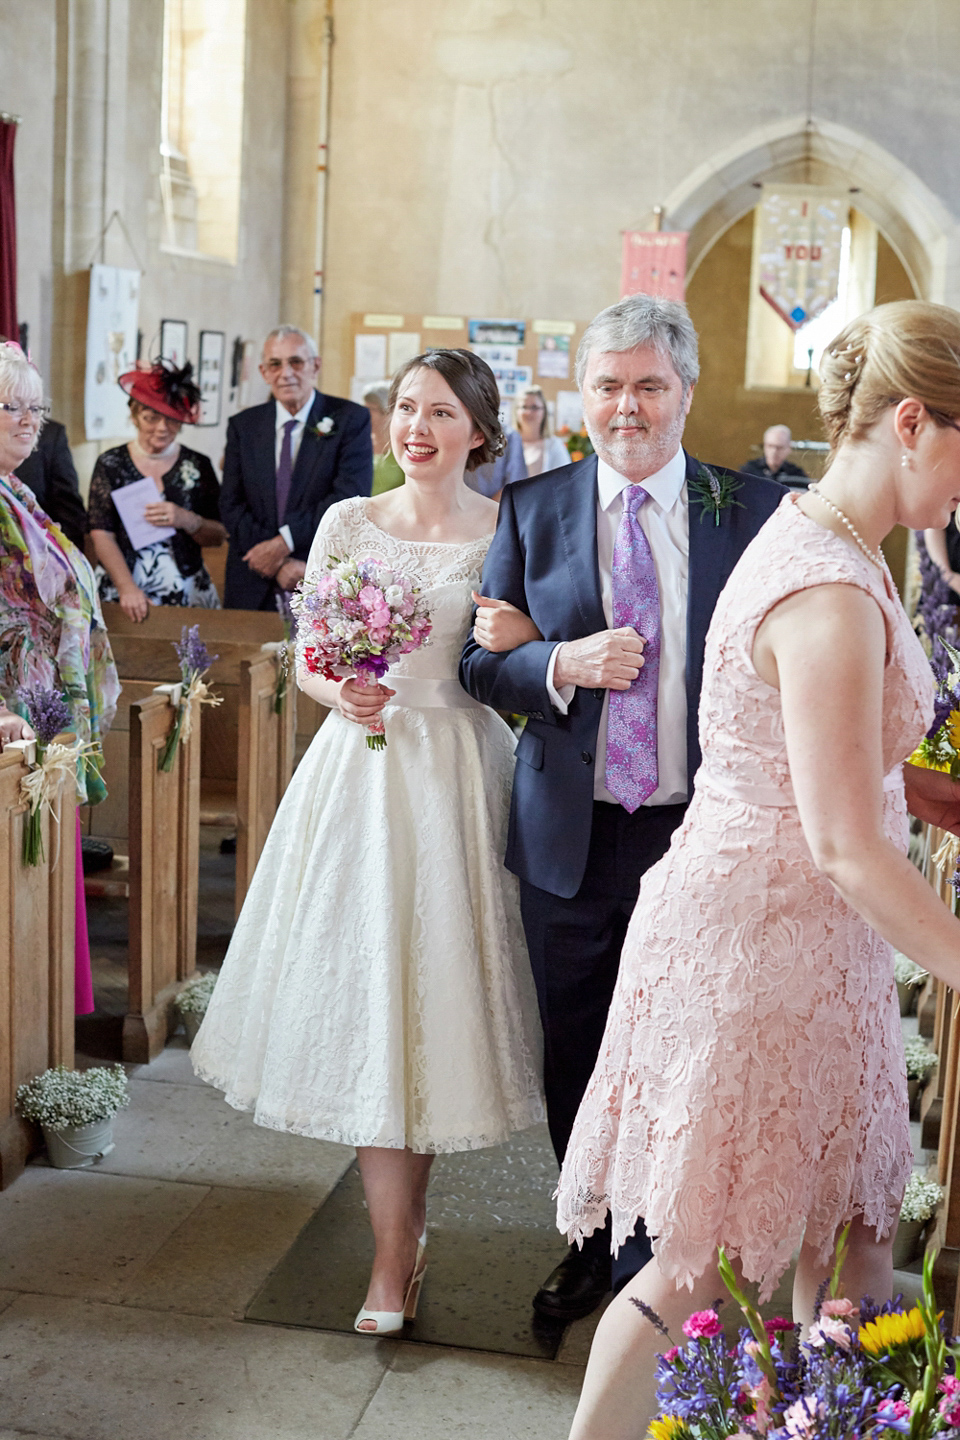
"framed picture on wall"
159,319,188,368
197,329,225,427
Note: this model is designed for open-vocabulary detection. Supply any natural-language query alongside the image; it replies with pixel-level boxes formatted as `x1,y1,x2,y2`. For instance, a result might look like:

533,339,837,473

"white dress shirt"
545,446,690,806
275,395,316,551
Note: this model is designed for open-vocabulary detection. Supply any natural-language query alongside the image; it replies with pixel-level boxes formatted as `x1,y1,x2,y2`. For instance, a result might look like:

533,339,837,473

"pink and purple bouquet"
292,555,432,750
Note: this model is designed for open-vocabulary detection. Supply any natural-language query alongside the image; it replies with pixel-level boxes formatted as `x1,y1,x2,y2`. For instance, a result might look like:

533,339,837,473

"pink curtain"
0,120,17,341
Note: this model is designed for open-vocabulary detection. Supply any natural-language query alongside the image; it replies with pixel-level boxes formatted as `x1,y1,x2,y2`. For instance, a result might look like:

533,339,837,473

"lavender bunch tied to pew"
16,686,75,866
157,625,221,773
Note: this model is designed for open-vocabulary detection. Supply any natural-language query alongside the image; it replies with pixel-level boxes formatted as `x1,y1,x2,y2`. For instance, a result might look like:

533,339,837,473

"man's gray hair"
362,381,391,411
574,295,699,392
262,324,318,359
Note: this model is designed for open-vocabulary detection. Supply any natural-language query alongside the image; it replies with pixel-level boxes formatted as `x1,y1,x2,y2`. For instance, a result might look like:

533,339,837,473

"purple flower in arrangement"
17,686,73,747
174,625,217,683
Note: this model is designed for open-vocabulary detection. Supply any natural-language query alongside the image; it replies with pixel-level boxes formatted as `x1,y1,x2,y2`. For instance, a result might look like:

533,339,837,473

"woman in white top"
514,385,570,477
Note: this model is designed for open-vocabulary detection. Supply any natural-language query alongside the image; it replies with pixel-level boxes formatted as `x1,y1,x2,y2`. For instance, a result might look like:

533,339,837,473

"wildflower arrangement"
689,464,745,526
556,425,595,462
16,1064,129,1130
175,971,217,1015
273,590,297,716
904,1035,939,1083
894,953,928,990
909,636,960,897
292,555,432,750
639,1237,960,1440
16,685,80,866
900,1174,944,1226
158,625,222,773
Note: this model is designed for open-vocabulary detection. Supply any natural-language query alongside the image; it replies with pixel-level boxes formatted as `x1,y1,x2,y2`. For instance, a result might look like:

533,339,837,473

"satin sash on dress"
384,676,487,711
698,762,904,809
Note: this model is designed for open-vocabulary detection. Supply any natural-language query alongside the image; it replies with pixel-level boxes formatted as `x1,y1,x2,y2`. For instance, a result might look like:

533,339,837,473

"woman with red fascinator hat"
88,359,227,621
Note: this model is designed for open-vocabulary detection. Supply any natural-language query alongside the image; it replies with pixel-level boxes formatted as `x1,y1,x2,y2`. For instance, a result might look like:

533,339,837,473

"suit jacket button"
593,689,603,700
581,751,592,764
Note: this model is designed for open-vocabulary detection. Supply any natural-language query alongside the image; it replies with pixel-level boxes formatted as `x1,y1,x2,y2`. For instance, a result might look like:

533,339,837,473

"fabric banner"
84,265,140,441
757,185,849,331
620,231,687,301
0,120,17,341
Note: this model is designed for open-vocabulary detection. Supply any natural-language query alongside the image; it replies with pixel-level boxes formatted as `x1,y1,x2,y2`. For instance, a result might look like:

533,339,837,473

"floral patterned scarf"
0,473,119,805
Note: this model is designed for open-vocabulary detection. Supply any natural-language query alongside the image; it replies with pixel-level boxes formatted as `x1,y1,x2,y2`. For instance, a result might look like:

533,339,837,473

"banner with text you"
620,231,687,301
757,185,848,331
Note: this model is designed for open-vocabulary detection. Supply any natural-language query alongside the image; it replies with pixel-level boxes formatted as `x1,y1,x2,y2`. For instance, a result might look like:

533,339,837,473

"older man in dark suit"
221,325,372,609
460,295,785,1321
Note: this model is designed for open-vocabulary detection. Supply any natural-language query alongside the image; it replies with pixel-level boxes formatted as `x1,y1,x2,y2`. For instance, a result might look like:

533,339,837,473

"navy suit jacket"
459,450,785,898
221,391,372,609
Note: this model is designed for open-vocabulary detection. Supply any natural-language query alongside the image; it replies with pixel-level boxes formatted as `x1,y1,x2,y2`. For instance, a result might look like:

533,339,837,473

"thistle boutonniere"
689,463,744,526
309,416,335,439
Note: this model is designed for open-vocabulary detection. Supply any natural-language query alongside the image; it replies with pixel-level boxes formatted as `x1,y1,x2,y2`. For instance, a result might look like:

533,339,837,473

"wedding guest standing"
362,381,405,494
0,340,119,1014
221,325,372,609
557,300,960,1440
193,349,543,1337
740,423,810,490
461,295,784,1322
88,360,226,621
512,386,571,479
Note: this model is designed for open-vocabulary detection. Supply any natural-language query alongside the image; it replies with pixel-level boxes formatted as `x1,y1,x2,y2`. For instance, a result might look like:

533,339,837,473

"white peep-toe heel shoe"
354,1261,427,1337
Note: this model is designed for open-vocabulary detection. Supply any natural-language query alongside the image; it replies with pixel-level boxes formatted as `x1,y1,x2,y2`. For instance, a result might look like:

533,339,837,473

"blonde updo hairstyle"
818,300,960,465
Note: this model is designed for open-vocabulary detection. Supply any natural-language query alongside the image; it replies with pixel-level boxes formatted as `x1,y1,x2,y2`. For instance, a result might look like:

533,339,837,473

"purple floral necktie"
605,484,661,811
276,418,297,522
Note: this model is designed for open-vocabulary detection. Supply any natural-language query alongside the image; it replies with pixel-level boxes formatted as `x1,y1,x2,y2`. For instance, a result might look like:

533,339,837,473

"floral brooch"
309,417,335,439
689,463,744,526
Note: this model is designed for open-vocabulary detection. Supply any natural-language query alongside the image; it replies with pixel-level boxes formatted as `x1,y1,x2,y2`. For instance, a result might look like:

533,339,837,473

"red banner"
620,231,688,302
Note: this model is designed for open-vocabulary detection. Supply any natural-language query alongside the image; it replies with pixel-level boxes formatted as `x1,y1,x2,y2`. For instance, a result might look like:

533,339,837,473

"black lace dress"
88,444,222,608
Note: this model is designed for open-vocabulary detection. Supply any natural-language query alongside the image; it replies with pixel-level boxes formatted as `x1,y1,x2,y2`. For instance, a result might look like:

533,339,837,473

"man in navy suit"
221,325,372,609
460,296,784,1320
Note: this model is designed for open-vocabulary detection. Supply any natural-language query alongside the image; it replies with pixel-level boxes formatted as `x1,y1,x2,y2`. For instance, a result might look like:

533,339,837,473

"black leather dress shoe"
532,1245,611,1321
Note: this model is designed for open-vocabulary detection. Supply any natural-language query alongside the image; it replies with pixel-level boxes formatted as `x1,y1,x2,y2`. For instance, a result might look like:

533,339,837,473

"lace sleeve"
304,498,359,583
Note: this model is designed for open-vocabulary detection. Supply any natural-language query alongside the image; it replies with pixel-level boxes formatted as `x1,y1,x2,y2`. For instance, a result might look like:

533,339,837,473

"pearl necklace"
807,484,886,570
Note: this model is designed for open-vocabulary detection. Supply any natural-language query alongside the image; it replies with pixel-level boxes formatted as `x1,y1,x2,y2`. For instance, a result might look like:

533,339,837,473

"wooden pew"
0,743,76,1188
122,691,202,1064
93,604,299,913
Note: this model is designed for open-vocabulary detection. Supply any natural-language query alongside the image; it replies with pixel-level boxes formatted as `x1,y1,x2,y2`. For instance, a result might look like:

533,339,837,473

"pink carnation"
805,1316,854,1350
662,1346,680,1363
682,1309,722,1339
940,1375,960,1426
821,1298,858,1319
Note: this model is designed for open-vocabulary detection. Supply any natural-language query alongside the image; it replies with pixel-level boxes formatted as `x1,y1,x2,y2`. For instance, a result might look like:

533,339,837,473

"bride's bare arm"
754,582,960,990
471,591,543,653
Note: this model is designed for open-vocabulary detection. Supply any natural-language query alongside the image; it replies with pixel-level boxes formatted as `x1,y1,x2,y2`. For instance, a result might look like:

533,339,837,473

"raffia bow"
932,830,960,880
180,674,221,744
19,738,92,867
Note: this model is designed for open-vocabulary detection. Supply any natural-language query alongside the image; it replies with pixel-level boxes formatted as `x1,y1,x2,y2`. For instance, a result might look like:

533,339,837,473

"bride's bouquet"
292,555,432,750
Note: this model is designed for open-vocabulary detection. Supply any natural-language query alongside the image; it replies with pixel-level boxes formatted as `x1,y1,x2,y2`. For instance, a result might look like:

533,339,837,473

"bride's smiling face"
390,367,484,483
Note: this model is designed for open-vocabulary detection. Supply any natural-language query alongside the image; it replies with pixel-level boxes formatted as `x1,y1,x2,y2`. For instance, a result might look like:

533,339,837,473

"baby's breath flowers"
16,1064,129,1129
176,971,217,1015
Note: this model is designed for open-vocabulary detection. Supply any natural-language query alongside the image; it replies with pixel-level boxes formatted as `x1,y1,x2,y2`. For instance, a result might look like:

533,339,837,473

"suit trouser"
519,798,688,1291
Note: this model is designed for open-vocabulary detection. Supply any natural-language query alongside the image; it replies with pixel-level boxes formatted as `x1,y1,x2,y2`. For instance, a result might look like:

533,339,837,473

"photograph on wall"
472,343,519,367
468,318,526,347
84,264,140,442
489,364,533,401
197,330,225,427
159,319,188,367
537,334,570,379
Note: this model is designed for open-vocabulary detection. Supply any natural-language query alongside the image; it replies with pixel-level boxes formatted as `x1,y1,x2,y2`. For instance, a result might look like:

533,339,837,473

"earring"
901,450,912,470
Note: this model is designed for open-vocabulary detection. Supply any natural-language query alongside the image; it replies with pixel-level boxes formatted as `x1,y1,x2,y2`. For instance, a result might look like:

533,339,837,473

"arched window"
160,0,247,263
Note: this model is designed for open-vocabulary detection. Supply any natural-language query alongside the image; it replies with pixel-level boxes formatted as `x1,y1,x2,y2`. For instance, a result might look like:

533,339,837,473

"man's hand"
471,592,543,653
904,762,960,837
243,535,291,578
553,627,646,691
276,558,306,592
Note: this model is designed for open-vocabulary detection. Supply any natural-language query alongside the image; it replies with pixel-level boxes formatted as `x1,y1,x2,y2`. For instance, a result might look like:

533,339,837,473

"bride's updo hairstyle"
388,348,506,470
819,299,960,465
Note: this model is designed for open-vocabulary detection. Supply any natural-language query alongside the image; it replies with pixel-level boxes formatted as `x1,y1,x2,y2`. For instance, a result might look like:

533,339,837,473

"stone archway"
659,116,960,304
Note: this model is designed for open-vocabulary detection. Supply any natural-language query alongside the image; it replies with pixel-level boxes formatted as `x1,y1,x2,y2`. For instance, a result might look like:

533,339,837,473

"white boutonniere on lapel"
689,463,744,527
178,458,200,493
309,416,335,439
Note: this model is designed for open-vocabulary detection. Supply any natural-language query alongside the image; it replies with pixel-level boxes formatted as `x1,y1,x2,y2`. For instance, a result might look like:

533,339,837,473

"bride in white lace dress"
191,350,544,1335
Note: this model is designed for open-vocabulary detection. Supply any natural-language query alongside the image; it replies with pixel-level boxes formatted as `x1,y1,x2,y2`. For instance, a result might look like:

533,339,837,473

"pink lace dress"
555,496,935,1301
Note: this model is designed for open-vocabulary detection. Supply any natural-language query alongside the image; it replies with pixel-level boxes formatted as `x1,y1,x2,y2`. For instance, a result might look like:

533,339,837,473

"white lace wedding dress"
191,496,544,1152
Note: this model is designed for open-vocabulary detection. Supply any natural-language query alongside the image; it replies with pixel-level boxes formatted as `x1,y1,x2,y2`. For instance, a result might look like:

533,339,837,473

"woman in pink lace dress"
558,301,960,1440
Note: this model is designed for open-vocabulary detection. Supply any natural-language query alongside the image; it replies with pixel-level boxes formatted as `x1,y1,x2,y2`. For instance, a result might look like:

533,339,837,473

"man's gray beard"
586,408,687,477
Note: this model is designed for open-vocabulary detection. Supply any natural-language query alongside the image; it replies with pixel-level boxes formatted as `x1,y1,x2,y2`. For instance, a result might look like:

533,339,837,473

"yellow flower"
647,1418,690,1440
947,709,960,754
859,1306,927,1354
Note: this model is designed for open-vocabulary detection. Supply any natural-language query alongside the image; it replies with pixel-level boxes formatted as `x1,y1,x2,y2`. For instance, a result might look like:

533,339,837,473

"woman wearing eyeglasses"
0,339,119,1014
88,360,226,622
